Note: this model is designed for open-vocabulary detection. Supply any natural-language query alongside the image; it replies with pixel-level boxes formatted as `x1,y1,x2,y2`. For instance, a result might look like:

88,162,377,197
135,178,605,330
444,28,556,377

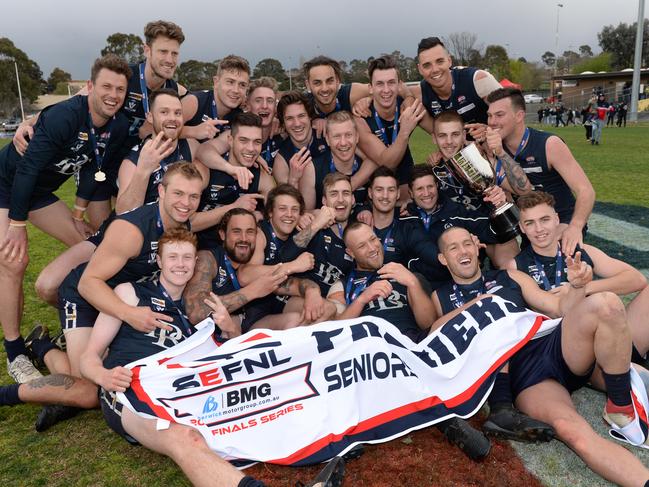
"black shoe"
483,404,555,443
436,417,491,461
299,456,345,487
51,330,67,352
35,405,81,432
24,323,49,369
341,444,364,462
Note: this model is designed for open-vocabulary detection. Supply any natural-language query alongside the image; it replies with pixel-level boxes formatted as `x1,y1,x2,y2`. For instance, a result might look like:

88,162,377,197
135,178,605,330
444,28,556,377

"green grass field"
0,123,647,486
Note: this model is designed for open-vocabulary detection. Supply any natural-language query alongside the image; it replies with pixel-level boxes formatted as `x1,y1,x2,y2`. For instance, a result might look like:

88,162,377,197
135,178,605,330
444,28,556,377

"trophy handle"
432,165,465,191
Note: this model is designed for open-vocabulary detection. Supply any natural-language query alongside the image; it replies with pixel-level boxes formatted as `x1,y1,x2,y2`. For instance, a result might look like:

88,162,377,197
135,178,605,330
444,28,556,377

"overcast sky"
1,0,645,79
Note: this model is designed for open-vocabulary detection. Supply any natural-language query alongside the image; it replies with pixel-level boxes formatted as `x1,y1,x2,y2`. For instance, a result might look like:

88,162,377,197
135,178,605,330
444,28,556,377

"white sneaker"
7,354,43,383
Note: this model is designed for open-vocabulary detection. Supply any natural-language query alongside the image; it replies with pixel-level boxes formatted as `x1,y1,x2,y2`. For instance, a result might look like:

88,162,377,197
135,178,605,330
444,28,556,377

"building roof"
552,68,649,81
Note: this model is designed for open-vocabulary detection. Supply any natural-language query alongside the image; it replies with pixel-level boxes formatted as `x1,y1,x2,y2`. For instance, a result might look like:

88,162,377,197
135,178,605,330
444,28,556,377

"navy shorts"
509,321,594,398
58,292,98,330
241,295,288,332
0,181,59,212
99,388,139,445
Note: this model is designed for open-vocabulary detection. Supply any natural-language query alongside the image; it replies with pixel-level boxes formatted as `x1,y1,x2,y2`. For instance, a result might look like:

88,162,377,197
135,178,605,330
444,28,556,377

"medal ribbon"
222,254,241,290
157,281,193,336
533,246,564,291
372,105,400,146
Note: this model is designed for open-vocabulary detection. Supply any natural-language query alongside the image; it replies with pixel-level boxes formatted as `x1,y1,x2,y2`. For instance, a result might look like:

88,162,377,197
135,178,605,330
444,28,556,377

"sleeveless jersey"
184,90,242,142
436,270,527,314
312,150,366,208
420,67,489,124
276,129,329,164
125,138,193,205
123,62,180,139
507,128,575,223
207,245,242,296
308,83,353,118
303,226,354,295
515,244,593,291
261,134,284,172
103,280,193,369
431,164,490,217
363,97,414,184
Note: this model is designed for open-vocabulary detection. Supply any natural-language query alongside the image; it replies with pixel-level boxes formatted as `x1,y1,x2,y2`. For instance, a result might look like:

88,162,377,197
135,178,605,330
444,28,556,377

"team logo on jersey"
457,95,466,104
526,156,536,162
77,131,88,141
324,235,331,244
151,297,166,308
55,155,89,175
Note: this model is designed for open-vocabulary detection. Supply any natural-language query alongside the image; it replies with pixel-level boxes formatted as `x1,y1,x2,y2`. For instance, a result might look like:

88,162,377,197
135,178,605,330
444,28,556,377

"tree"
253,58,289,90
0,37,44,116
383,50,417,82
101,33,144,64
571,52,613,74
508,59,544,90
579,45,593,58
347,59,369,83
176,60,219,91
46,67,71,93
482,45,510,80
541,51,556,68
447,32,478,66
598,20,649,70
561,50,581,73
467,49,483,67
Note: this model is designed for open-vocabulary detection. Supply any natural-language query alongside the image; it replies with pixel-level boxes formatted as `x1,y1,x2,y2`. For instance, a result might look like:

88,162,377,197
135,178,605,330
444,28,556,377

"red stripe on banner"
242,332,272,343
268,315,546,465
632,391,649,426
130,366,175,422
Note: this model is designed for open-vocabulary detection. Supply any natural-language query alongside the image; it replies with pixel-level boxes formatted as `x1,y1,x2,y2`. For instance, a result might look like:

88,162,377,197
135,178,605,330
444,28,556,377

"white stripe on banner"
118,296,556,466
589,213,649,252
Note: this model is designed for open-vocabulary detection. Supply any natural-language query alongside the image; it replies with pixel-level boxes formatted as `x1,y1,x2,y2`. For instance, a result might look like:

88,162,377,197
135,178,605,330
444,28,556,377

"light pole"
0,55,26,121
629,0,646,122
552,3,564,100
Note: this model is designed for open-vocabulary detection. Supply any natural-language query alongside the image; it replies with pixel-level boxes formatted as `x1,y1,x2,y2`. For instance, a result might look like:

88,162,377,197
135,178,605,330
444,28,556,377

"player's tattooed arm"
183,250,218,324
276,276,320,297
293,225,315,248
218,292,249,312
26,374,77,390
498,152,532,194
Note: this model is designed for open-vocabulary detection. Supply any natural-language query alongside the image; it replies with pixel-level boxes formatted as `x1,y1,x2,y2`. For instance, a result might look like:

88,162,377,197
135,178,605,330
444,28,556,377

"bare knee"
592,292,626,329
552,417,592,455
35,270,59,303
0,254,29,276
168,425,208,457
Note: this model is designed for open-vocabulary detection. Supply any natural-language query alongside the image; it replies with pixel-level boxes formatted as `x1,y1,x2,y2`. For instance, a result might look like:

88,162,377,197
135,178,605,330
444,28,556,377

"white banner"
119,296,552,466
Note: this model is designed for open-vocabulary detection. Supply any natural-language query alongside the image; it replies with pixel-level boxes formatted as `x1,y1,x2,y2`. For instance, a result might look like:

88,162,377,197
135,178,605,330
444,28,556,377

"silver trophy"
445,143,520,242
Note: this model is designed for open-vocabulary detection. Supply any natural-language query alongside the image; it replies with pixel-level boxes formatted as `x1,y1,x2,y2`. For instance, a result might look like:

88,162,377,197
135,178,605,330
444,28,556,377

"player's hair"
433,110,464,132
326,110,355,130
248,77,278,97
417,36,448,56
157,227,197,257
322,172,351,193
487,87,527,113
264,184,305,219
368,55,400,82
149,88,181,108
408,164,436,189
516,191,556,211
161,161,203,186
144,20,185,45
437,225,471,253
219,208,257,233
303,56,343,82
342,220,370,246
230,112,262,136
276,91,316,126
368,166,398,189
217,55,251,76
90,54,131,83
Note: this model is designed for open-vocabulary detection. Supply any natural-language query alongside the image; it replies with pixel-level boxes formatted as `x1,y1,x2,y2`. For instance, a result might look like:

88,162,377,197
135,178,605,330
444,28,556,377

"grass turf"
0,122,647,485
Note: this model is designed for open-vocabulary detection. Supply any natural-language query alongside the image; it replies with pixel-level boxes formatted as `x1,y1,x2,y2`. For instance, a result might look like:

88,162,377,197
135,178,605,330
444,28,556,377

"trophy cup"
444,143,520,242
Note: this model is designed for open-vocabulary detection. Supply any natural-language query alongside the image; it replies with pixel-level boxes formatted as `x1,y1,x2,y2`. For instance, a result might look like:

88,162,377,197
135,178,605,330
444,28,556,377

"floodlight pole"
14,61,26,122
552,3,564,100
629,0,646,122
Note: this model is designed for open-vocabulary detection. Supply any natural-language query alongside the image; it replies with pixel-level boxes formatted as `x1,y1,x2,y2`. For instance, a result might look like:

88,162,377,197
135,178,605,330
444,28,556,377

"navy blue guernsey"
308,84,353,118
103,280,193,369
312,150,366,208
515,244,593,291
0,95,128,221
374,216,450,287
197,161,262,250
185,90,243,142
258,219,304,264
406,196,498,245
344,269,424,342
432,164,490,217
276,130,329,164
261,134,284,172
420,67,489,124
207,246,242,297
59,202,183,304
125,138,193,205
302,227,353,295
507,128,575,223
123,62,180,139
436,270,527,314
363,97,414,184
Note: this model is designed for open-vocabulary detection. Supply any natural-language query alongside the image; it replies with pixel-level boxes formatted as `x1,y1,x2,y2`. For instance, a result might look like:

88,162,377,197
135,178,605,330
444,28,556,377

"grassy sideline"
0,123,647,485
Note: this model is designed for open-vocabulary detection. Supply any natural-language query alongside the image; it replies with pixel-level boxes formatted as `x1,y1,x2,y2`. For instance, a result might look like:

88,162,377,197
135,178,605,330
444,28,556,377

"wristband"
73,204,88,212
8,222,27,228
72,215,85,222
